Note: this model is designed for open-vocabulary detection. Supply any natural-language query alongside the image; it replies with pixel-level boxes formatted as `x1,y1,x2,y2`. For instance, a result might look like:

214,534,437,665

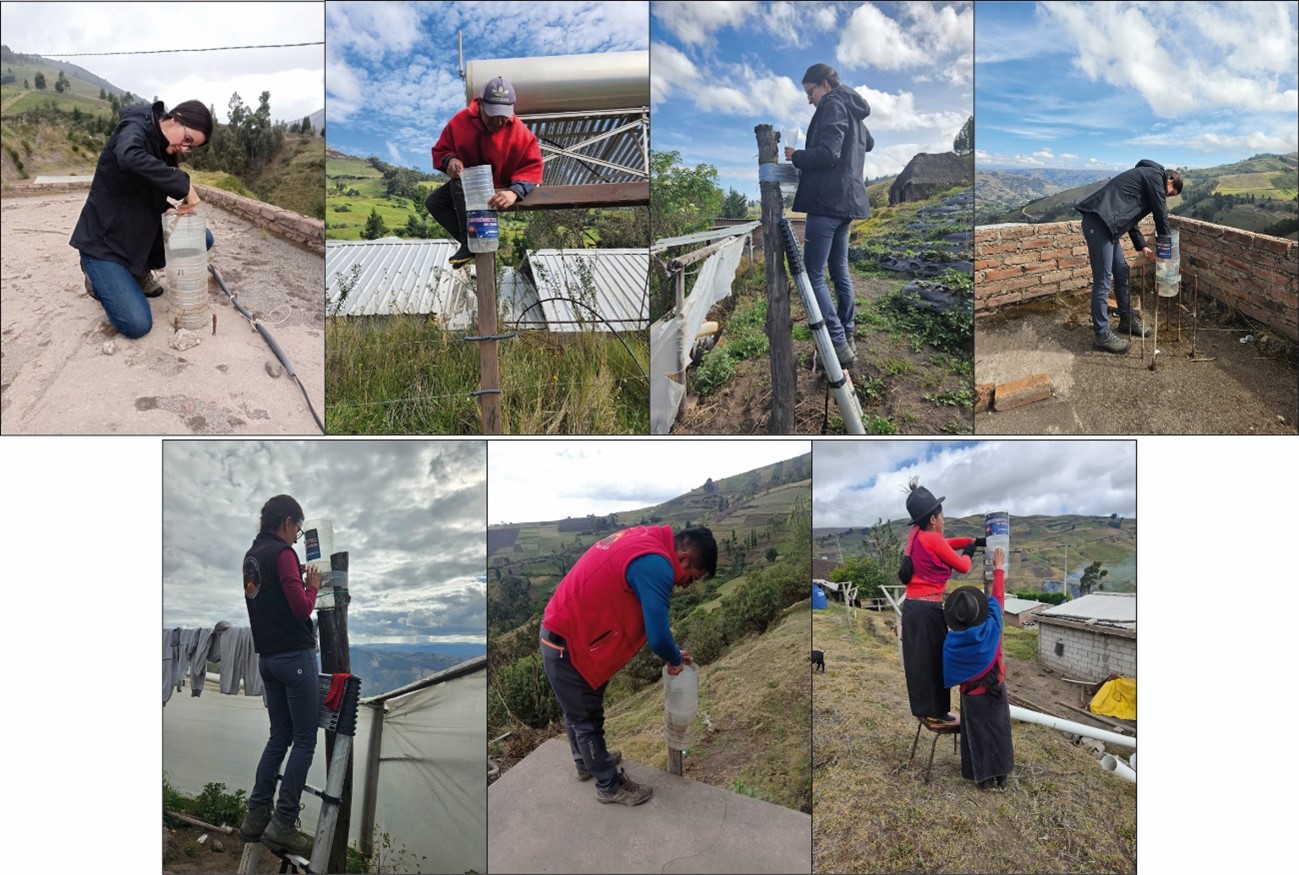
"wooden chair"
908,714,960,783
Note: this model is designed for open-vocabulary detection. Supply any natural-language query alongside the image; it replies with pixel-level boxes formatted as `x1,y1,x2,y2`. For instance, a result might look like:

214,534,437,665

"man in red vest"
541,525,717,805
427,75,544,267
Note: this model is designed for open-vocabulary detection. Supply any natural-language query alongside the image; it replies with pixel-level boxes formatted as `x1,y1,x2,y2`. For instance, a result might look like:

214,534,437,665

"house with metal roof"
511,248,649,333
1036,592,1136,680
326,238,475,327
1002,596,1048,628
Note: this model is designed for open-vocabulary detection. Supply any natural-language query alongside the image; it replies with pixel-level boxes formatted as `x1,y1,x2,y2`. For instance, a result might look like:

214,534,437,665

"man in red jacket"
427,76,544,267
540,525,717,806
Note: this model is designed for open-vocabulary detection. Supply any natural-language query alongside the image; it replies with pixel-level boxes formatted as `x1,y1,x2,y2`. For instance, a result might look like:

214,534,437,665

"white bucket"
301,518,334,577
162,214,209,329
984,511,1009,581
663,663,698,750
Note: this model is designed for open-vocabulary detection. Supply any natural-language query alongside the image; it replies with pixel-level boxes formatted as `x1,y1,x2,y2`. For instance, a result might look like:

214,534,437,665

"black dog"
809,650,825,672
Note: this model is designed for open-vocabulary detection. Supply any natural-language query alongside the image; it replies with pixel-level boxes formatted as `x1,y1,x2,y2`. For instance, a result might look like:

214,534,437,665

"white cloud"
650,40,701,106
836,1,972,83
855,85,966,135
652,0,755,48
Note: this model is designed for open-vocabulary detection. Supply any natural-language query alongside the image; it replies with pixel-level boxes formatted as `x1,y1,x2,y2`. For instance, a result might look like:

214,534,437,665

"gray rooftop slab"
488,738,811,874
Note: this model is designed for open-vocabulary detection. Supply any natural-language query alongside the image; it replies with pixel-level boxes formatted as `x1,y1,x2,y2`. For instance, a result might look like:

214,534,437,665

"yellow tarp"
1089,676,1137,720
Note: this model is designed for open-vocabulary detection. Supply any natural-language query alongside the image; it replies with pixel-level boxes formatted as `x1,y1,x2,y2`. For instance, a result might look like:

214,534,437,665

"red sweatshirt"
430,100,544,189
905,528,974,599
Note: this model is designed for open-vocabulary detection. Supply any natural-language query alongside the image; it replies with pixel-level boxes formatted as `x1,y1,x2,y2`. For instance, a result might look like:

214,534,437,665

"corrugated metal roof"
325,239,475,327
1004,597,1046,615
523,110,647,186
1038,592,1136,625
524,248,648,333
498,266,546,329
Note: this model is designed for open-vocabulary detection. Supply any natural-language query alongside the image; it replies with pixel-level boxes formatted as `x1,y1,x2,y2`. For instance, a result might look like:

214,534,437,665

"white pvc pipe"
1100,754,1137,782
1129,751,1136,771
1009,704,1137,749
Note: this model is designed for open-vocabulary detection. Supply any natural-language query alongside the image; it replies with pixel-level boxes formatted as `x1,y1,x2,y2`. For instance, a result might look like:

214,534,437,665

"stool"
908,715,960,783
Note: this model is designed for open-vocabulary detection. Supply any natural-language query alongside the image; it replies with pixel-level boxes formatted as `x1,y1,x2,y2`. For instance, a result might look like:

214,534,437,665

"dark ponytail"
258,494,304,534
802,63,841,89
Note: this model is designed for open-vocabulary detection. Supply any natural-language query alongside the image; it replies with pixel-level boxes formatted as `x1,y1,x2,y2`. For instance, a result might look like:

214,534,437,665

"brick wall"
197,185,324,255
1036,616,1136,679
975,217,1298,341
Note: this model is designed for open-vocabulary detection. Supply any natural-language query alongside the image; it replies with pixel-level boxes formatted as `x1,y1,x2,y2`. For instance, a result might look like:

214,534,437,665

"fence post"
755,124,795,433
318,551,353,875
475,252,502,434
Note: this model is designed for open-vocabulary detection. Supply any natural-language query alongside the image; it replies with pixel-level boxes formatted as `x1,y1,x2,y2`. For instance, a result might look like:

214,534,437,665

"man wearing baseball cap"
428,76,544,267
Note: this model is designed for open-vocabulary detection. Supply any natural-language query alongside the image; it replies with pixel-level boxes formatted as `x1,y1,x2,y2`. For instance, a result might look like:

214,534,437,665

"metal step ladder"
239,673,362,874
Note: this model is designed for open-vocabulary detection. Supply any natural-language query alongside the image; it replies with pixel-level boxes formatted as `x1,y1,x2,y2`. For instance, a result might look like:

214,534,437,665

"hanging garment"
218,626,264,696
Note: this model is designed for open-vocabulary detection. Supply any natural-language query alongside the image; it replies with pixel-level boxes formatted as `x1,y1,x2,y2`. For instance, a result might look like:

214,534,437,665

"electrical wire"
35,42,322,57
510,295,649,382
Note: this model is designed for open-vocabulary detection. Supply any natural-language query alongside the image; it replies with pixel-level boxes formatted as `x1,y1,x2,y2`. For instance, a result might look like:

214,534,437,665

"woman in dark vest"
238,494,321,857
784,63,874,370
899,477,982,725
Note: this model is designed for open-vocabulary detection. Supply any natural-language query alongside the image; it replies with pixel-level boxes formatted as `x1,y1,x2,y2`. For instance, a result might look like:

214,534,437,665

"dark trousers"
250,648,320,822
425,178,466,245
959,686,1014,783
902,599,950,718
1081,210,1133,335
540,631,621,794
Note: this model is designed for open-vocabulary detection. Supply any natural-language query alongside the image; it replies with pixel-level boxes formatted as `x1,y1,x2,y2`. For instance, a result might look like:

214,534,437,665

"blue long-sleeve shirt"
626,554,682,666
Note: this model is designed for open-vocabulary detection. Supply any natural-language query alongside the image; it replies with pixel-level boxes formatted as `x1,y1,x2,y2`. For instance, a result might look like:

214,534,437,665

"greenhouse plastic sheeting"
1089,675,1137,720
162,663,486,874
648,233,749,433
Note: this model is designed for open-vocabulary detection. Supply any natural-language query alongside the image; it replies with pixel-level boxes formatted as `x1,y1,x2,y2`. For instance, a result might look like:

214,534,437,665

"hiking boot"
261,815,312,857
833,341,856,368
1093,331,1130,354
448,242,473,268
1116,313,1151,337
137,271,165,298
596,770,652,806
238,803,272,842
995,774,1009,789
577,750,622,781
83,269,100,301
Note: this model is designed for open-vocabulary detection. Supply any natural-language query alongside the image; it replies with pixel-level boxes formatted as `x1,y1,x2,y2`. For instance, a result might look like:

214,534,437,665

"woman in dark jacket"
784,63,873,369
70,100,213,339
238,494,322,858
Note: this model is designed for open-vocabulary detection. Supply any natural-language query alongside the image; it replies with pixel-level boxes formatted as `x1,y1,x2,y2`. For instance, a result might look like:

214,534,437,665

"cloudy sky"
162,440,485,647
975,1,1299,171
0,2,324,124
651,1,973,199
813,439,1136,528
488,439,810,524
326,0,649,170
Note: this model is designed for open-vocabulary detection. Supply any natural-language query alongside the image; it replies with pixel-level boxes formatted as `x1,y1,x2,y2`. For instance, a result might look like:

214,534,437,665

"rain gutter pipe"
776,217,866,434
1009,704,1136,749
1100,753,1137,782
208,264,325,433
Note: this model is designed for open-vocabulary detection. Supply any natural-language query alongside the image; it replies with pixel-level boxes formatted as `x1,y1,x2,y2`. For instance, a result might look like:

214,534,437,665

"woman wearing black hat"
899,477,983,724
943,547,1014,789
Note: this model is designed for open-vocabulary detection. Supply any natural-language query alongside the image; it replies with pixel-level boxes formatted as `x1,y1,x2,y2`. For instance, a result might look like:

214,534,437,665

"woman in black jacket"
785,64,873,369
70,100,212,338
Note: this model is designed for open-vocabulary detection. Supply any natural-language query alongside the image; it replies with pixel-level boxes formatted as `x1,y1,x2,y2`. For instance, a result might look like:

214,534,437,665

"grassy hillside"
812,606,1136,873
815,513,1137,591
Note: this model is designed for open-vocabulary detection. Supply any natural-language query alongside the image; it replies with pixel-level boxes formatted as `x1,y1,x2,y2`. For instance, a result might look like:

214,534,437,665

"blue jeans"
250,648,319,823
1081,211,1131,336
81,228,214,338
541,631,620,794
803,214,854,347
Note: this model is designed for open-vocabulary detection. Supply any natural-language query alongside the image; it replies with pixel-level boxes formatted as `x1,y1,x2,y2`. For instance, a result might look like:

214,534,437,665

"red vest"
543,525,681,689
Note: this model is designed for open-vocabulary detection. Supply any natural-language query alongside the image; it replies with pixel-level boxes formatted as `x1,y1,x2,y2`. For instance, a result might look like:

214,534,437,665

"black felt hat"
906,485,945,527
945,585,989,632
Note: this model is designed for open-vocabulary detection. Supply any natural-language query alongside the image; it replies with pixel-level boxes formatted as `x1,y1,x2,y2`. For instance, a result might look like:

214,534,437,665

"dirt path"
1,189,324,434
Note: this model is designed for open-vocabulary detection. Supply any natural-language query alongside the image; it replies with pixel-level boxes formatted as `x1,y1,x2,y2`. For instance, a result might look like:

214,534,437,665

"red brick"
974,383,995,413
984,267,1022,282
994,373,1052,411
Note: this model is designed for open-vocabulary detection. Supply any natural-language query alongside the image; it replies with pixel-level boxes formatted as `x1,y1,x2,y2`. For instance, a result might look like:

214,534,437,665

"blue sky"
651,1,974,200
975,1,1299,171
326,0,648,170
162,441,487,648
812,440,1136,528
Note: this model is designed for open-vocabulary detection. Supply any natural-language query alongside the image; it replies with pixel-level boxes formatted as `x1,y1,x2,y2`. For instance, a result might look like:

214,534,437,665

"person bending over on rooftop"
427,75,544,268
238,494,322,859
540,524,716,806
898,477,983,726
784,62,874,371
943,547,1014,790
70,99,214,339
1074,159,1183,355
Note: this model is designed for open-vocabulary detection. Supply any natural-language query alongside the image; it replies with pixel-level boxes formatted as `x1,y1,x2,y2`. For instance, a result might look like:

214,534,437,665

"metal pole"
317,551,352,875
475,252,502,434
755,124,796,433
359,702,386,859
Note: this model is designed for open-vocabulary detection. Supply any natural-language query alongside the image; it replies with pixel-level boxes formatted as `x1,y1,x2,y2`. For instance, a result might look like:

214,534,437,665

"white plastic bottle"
461,164,499,254
663,663,698,750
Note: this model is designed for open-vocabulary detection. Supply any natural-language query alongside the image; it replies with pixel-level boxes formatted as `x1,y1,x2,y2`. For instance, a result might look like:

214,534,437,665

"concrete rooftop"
488,738,811,874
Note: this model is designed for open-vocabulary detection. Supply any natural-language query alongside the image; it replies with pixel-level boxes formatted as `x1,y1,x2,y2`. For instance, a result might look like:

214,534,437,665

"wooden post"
668,748,683,777
317,551,352,875
358,702,386,859
755,124,795,433
475,251,502,434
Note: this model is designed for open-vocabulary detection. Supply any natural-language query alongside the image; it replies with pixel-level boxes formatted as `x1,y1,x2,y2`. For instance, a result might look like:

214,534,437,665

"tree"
362,207,388,240
649,150,723,241
1079,560,1108,595
720,187,749,219
953,115,974,155
301,114,313,135
830,555,889,601
33,71,46,90
99,86,107,100
765,546,779,563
